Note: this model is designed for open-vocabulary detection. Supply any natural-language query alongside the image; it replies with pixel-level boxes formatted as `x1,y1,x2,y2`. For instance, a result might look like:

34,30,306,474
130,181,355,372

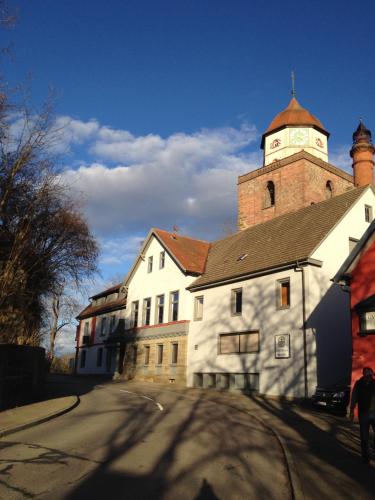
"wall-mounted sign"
359,309,375,335
275,334,290,359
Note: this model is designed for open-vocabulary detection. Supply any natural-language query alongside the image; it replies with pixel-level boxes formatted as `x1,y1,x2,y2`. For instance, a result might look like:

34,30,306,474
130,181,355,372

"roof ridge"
153,227,210,244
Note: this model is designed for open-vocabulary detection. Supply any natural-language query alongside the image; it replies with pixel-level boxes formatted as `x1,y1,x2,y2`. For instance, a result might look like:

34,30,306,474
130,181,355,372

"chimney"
350,120,375,187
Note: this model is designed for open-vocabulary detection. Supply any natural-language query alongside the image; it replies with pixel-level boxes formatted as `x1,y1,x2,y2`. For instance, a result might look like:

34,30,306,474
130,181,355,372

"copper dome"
265,97,327,134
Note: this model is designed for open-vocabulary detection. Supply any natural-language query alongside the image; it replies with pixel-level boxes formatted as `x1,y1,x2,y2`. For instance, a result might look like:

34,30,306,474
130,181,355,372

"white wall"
125,235,197,328
187,269,310,398
307,187,375,386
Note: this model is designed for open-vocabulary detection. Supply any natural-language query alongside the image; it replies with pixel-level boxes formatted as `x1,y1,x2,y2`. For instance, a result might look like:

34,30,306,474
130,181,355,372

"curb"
0,395,80,438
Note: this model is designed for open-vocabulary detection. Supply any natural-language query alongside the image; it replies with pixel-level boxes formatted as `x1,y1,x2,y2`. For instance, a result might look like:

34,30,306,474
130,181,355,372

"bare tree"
0,91,99,345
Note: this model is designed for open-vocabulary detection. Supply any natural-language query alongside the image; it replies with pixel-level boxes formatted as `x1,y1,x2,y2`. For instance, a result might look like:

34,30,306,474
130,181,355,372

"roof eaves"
187,257,322,292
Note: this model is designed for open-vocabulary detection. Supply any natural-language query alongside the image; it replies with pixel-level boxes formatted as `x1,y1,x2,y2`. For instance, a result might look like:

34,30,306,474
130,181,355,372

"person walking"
349,367,375,463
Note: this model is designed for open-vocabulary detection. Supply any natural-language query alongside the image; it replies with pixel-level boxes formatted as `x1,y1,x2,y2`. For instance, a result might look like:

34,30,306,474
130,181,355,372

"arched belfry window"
265,181,275,208
326,180,333,199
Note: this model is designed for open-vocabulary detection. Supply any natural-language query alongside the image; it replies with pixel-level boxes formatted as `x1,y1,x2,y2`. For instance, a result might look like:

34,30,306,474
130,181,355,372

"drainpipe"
295,262,308,399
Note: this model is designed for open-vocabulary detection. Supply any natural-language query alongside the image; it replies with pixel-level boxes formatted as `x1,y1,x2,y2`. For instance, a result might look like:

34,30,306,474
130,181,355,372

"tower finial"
291,70,296,98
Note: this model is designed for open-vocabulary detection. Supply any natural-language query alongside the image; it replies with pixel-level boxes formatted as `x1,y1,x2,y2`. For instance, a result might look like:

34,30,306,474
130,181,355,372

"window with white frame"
194,296,204,321
171,343,178,364
100,317,107,336
131,301,139,328
143,298,152,326
219,331,260,354
365,205,373,223
170,291,179,321
159,251,165,269
156,294,164,324
148,256,153,273
276,278,290,309
231,288,242,315
110,315,116,333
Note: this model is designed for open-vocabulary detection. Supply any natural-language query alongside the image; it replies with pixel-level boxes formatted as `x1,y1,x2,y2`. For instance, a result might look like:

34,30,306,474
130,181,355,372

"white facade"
187,187,375,397
264,126,328,165
124,235,197,329
76,294,126,375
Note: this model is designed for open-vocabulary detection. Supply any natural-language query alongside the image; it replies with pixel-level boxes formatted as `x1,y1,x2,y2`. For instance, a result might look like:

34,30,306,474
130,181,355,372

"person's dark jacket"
350,378,375,416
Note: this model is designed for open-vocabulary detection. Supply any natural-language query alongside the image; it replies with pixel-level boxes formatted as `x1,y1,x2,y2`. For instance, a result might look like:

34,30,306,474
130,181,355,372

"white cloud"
62,122,261,241
329,145,352,172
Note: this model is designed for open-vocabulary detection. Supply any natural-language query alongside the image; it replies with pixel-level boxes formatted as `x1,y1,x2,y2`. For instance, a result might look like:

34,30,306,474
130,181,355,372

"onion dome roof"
352,120,372,144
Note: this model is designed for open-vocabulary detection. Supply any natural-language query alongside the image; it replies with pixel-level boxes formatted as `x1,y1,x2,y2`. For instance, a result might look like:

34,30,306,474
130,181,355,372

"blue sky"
3,1,375,298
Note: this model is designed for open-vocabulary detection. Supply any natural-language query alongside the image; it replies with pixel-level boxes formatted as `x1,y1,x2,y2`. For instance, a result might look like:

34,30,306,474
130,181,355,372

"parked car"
311,384,350,415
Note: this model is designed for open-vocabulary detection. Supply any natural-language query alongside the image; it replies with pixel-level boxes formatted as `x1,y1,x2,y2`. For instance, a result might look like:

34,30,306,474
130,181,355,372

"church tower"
237,96,355,230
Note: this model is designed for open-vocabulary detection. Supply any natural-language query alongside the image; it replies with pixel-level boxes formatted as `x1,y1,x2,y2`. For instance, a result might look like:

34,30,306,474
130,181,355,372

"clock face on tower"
289,128,309,146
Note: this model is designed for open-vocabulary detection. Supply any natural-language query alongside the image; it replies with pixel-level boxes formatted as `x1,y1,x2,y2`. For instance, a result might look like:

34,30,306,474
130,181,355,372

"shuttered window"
219,331,259,354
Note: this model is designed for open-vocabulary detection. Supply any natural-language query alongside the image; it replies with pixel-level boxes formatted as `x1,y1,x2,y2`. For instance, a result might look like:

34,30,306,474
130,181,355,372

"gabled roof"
90,283,122,300
123,228,210,287
333,218,375,284
189,186,370,290
153,229,210,274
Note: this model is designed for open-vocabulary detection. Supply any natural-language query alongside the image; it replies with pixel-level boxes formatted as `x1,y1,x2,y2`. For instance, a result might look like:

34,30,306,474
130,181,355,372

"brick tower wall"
238,154,354,230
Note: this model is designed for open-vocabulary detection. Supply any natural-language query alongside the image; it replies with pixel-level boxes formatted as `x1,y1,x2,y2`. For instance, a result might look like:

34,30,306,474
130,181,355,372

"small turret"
350,120,375,187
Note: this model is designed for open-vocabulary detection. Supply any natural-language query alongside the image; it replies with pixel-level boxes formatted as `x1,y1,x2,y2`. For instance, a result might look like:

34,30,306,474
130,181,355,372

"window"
144,345,150,365
276,279,290,309
157,344,164,364
97,348,103,367
156,294,164,324
265,181,275,208
171,343,178,364
80,350,86,368
100,317,107,336
349,237,359,253
131,301,139,328
110,315,116,333
219,331,260,354
325,180,333,199
194,296,204,321
143,298,152,326
84,322,89,336
170,291,179,321
159,251,165,269
231,288,242,315
365,205,373,223
148,256,153,273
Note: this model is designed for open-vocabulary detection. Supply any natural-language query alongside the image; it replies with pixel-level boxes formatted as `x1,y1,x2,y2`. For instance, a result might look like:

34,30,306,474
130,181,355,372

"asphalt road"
0,381,291,500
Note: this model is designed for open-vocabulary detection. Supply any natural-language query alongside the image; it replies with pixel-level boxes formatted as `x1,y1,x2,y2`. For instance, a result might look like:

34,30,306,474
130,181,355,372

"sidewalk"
0,395,79,438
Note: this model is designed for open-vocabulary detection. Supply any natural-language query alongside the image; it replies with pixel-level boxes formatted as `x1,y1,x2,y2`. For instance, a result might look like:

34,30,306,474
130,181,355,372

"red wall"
350,240,375,385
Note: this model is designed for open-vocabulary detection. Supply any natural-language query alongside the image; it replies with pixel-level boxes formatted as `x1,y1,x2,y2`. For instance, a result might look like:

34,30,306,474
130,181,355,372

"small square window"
365,205,373,223
194,296,204,321
231,288,242,315
276,279,290,309
159,251,165,269
147,256,153,273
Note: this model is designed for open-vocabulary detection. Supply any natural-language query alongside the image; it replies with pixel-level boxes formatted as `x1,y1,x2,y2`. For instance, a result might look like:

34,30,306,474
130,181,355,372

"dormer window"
265,181,275,208
326,181,333,199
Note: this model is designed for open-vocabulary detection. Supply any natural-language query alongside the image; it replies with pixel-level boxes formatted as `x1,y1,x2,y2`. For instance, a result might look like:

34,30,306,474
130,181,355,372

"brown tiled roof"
264,97,327,136
189,186,368,290
77,297,126,320
154,229,210,274
90,283,122,300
